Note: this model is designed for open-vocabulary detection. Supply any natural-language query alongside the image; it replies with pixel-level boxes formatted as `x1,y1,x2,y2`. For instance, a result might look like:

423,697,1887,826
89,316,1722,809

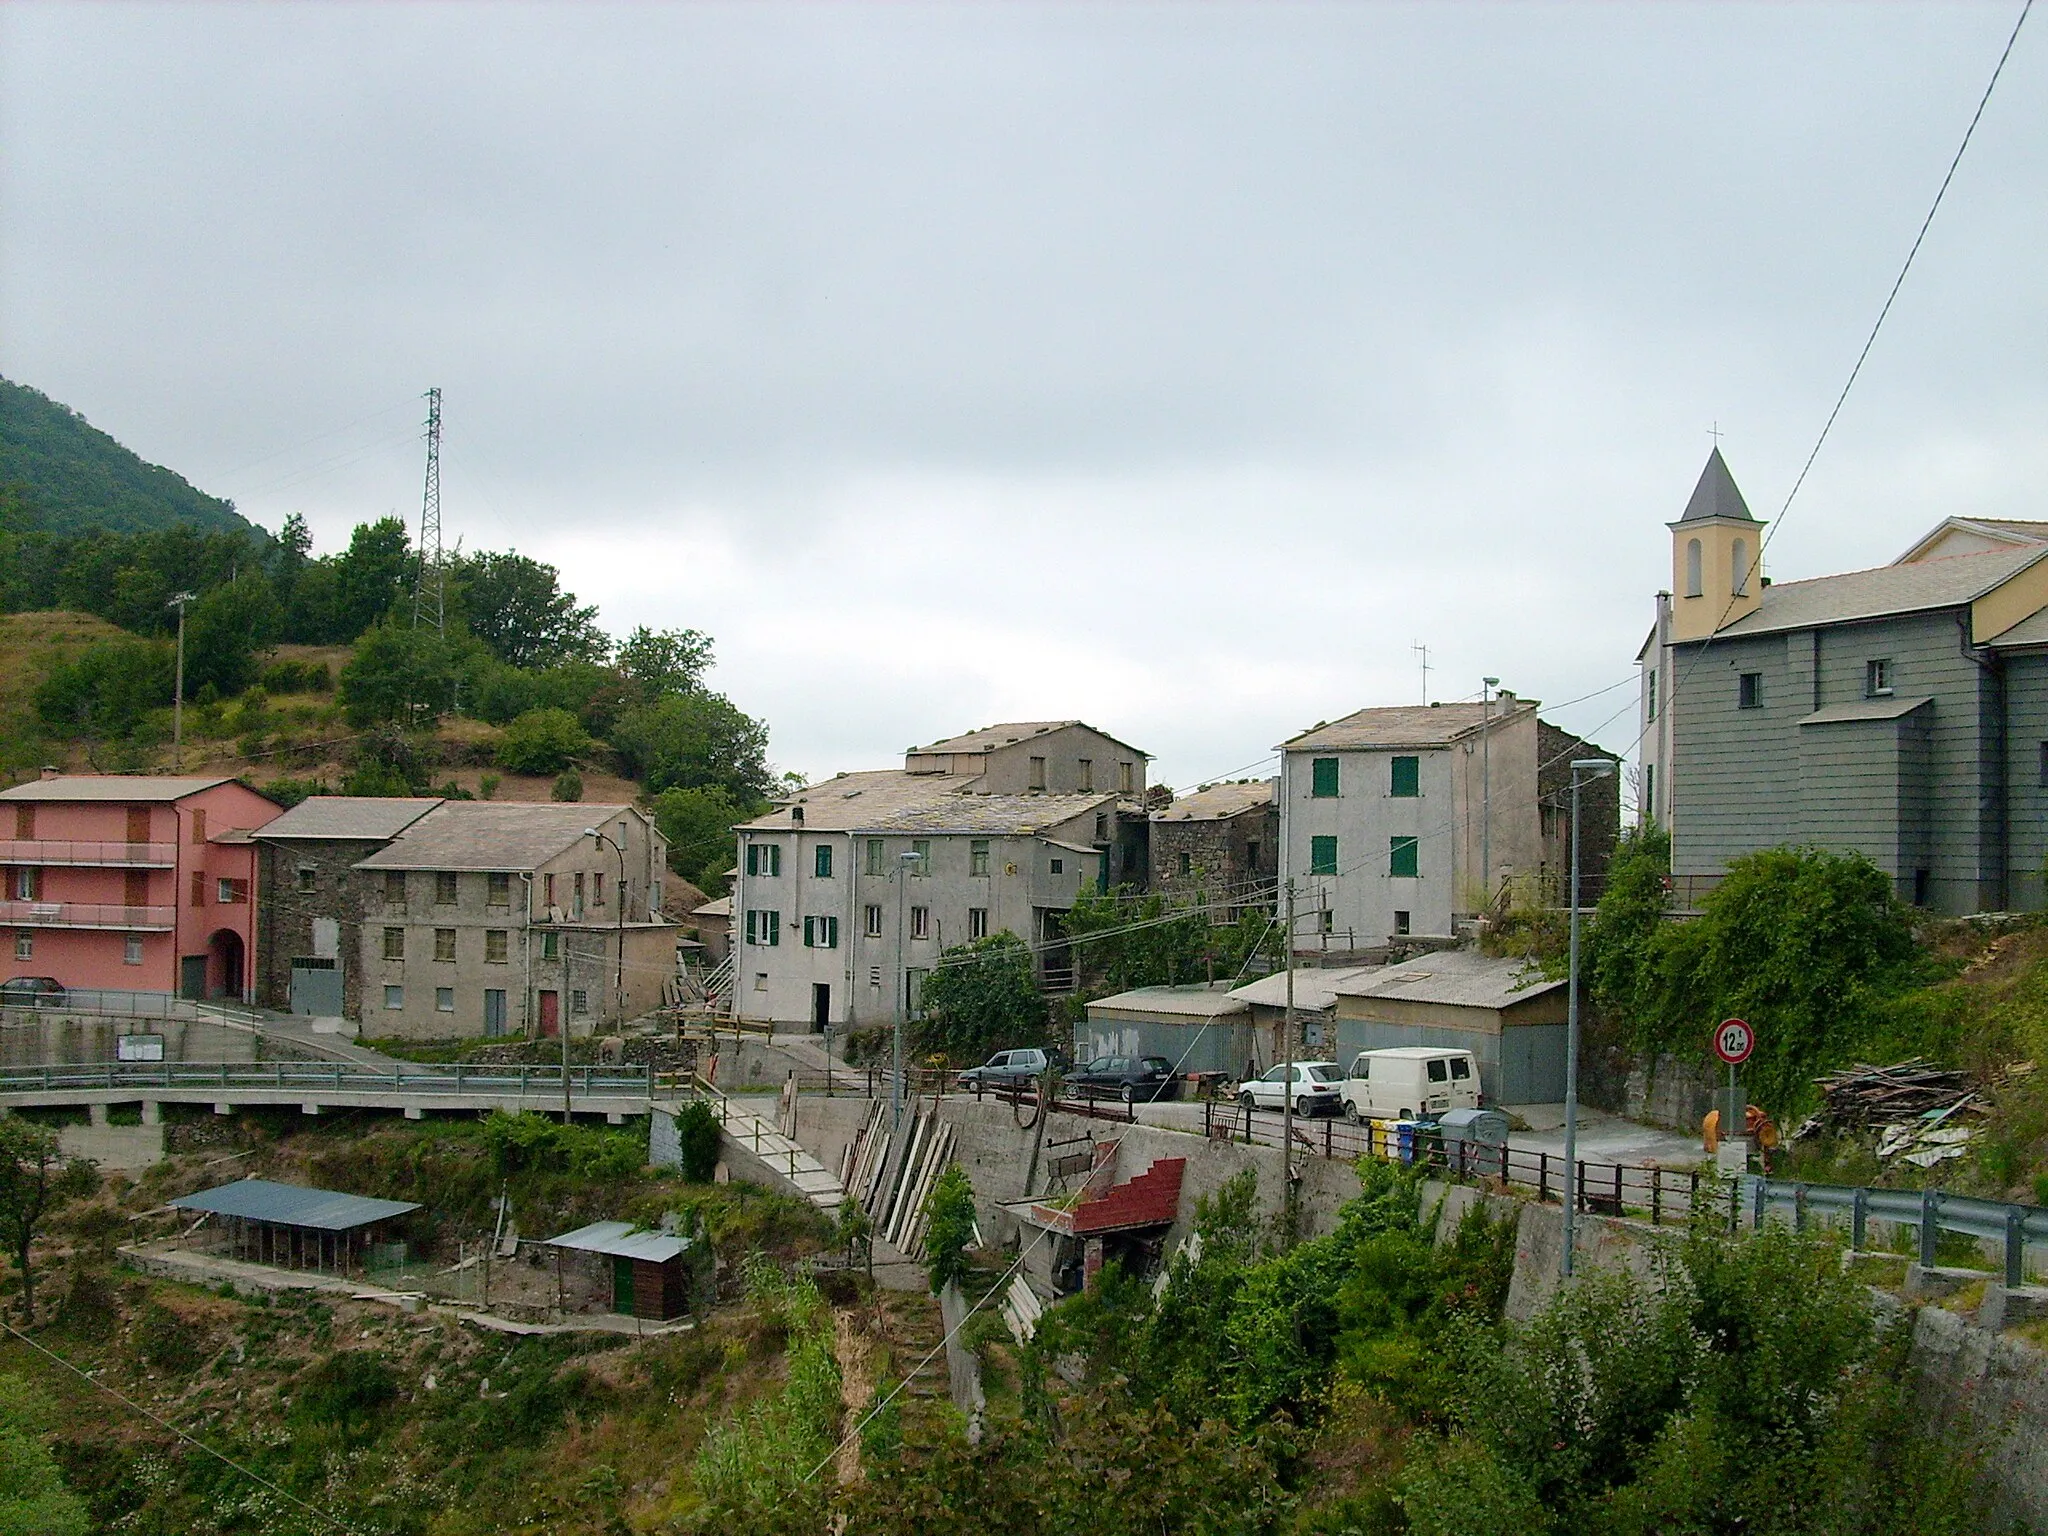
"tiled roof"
1152,780,1274,822
910,720,1148,757
0,775,235,802
738,769,1115,836
1333,949,1563,1011
1280,700,1533,752
355,802,635,871
1066,1157,1186,1235
1710,547,2046,640
254,796,443,841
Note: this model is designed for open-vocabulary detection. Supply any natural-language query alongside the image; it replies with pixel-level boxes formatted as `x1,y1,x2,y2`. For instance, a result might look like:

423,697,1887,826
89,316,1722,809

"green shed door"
613,1256,634,1314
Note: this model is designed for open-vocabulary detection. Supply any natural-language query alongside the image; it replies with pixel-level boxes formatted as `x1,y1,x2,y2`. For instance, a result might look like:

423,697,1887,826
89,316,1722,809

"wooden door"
537,990,560,1037
126,807,150,844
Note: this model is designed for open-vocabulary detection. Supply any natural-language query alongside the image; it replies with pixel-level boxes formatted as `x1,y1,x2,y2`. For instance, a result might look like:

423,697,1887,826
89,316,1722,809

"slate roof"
355,802,635,871
737,769,1115,835
1674,448,1759,524
1152,781,1274,822
911,720,1147,757
1709,546,2048,640
1333,949,1563,1011
1226,965,1382,1013
254,796,443,841
1086,983,1250,1020
546,1220,690,1263
168,1178,419,1231
0,775,234,802
1280,700,1534,752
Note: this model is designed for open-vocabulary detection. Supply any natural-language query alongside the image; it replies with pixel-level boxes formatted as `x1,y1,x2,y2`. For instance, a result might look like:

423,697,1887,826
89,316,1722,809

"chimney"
39,766,60,781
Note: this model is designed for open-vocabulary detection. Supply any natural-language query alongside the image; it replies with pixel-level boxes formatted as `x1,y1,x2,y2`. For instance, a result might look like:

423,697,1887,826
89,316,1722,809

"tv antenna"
1411,641,1431,704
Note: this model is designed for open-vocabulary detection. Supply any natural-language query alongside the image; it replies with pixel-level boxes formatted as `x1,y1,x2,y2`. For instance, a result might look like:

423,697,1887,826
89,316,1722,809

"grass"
0,609,133,779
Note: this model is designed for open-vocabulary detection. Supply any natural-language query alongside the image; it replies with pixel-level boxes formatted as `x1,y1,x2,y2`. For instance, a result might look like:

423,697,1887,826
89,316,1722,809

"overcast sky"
3,2,2043,796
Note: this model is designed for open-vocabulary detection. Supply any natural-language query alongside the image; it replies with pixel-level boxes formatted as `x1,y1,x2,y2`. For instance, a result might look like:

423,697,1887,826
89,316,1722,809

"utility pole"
411,387,444,632
1280,879,1297,1247
168,591,195,771
1481,676,1498,915
1562,758,1615,1280
894,849,921,1132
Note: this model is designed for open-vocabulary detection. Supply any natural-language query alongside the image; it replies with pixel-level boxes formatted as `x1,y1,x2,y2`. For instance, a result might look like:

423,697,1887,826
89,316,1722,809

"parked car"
1339,1047,1480,1123
956,1046,1061,1089
0,976,66,1009
1238,1060,1343,1116
1067,1054,1177,1103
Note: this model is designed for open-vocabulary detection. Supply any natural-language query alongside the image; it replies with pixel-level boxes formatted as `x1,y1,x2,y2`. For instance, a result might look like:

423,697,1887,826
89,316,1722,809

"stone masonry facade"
256,837,389,1021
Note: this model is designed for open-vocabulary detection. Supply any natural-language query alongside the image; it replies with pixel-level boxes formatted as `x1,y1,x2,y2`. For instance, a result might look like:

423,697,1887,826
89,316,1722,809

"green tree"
34,638,173,741
617,624,714,699
327,516,413,640
338,620,476,726
650,783,755,893
494,707,592,775
0,1119,97,1322
915,933,1045,1063
451,550,606,669
673,1099,722,1182
922,1164,978,1295
0,1375,89,1536
181,574,279,697
1064,886,1211,994
611,690,773,801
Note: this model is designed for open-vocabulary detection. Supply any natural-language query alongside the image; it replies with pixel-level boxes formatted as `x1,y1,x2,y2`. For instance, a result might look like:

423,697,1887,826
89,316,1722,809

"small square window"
1866,659,1894,697
910,906,930,940
1390,756,1420,798
217,878,235,904
541,931,560,960
435,871,458,905
1738,672,1763,710
969,907,989,939
1310,836,1338,876
571,989,589,1015
14,932,33,960
1049,858,1064,875
296,866,317,894
970,840,990,877
382,927,405,961
1393,909,1411,936
124,935,144,965
485,929,508,964
435,987,455,1013
1310,757,1340,798
434,928,457,962
1389,837,1419,878
384,985,404,1010
865,904,883,937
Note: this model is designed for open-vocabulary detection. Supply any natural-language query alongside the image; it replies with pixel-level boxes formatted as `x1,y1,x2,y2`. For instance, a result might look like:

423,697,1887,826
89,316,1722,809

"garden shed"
543,1220,705,1321
167,1178,420,1275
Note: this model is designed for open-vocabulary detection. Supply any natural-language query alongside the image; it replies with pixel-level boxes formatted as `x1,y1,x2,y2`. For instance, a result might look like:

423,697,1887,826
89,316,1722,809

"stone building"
1148,780,1277,913
253,797,442,1019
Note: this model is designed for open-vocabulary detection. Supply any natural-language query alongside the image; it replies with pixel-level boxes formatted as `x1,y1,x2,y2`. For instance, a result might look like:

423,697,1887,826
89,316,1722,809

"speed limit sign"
1713,1018,1754,1066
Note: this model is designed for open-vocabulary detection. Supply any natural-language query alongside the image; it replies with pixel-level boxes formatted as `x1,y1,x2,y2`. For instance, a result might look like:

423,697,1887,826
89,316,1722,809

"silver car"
1238,1060,1344,1117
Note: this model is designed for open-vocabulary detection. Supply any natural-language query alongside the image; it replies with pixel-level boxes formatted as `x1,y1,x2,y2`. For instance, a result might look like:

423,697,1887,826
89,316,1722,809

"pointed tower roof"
1675,447,1758,524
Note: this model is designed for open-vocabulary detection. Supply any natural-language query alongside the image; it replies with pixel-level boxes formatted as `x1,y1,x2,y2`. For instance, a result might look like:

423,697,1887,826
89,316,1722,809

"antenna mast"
1410,640,1431,704
412,386,444,630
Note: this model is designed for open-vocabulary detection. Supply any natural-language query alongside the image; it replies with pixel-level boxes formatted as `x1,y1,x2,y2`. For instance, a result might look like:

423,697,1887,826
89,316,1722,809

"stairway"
716,1105,846,1213
880,1292,952,1403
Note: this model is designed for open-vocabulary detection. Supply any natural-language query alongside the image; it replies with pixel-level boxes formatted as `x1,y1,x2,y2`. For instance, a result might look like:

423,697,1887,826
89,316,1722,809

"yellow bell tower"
1667,448,1764,643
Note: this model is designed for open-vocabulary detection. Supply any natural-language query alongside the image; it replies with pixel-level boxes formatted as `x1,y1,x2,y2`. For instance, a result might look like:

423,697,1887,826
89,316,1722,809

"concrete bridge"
0,1060,665,1124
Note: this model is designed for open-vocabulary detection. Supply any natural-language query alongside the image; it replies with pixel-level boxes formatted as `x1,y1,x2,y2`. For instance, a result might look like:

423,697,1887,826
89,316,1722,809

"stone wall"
1149,805,1278,908
257,837,389,1021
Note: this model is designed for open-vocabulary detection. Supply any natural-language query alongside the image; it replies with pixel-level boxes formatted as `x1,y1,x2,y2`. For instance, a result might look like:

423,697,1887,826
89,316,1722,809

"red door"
538,990,560,1038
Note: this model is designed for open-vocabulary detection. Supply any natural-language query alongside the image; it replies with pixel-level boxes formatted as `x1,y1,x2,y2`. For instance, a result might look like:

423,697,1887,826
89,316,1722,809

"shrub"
258,657,332,694
673,1100,722,1183
922,1165,977,1294
478,771,501,800
495,707,591,775
291,1351,397,1443
552,769,583,802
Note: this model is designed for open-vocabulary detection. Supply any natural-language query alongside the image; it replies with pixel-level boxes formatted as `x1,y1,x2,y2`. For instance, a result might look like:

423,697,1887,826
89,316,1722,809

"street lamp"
1562,757,1615,1280
168,592,195,771
584,827,629,1020
894,848,922,1131
1481,677,1499,914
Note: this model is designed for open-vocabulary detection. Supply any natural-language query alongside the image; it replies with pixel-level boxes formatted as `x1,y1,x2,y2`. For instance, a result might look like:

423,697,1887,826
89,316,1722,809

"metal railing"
1740,1176,2048,1288
0,839,177,867
0,1060,655,1099
0,900,176,931
0,988,267,1027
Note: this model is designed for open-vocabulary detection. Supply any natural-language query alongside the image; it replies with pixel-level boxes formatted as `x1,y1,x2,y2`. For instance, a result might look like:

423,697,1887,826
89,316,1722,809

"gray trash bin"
1439,1107,1511,1180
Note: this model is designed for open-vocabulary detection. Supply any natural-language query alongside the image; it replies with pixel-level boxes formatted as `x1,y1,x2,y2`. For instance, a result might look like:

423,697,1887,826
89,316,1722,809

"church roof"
1711,546,2048,640
1674,448,1759,525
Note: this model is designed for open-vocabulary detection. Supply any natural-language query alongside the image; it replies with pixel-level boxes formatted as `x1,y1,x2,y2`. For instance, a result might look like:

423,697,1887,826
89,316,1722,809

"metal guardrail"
0,1060,656,1099
1741,1176,2048,1288
0,988,268,1027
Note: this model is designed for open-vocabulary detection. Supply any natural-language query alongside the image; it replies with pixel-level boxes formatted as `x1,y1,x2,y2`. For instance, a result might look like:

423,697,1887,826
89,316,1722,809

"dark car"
1067,1054,1177,1104
0,977,66,1009
955,1047,1062,1090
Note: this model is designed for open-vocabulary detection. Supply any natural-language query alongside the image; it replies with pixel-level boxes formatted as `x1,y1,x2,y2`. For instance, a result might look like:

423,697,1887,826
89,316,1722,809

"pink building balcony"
0,839,177,868
0,900,177,932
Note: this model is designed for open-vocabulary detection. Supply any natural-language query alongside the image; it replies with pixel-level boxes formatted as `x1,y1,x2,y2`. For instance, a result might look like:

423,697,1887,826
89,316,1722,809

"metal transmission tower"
411,387,444,630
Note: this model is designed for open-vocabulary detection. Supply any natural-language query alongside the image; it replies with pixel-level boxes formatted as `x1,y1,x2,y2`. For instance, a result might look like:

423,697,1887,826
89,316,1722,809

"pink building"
1,773,282,1001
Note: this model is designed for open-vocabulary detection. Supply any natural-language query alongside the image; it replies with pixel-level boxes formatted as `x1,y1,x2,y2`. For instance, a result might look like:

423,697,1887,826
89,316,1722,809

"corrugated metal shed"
168,1179,420,1230
545,1220,690,1263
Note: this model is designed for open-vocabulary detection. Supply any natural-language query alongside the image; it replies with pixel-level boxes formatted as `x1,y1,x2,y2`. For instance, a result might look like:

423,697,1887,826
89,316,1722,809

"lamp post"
894,849,922,1131
1562,757,1615,1280
584,827,629,1022
168,592,195,771
1481,677,1499,914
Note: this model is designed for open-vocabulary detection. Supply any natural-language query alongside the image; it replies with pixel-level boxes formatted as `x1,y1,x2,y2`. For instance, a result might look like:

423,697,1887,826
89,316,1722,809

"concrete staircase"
717,1106,846,1213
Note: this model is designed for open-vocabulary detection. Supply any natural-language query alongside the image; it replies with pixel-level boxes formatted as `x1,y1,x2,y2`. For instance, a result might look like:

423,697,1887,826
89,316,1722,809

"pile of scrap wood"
1808,1059,1976,1129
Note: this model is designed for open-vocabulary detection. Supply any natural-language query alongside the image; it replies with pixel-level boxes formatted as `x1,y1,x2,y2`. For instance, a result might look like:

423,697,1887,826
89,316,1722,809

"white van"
1340,1047,1481,1122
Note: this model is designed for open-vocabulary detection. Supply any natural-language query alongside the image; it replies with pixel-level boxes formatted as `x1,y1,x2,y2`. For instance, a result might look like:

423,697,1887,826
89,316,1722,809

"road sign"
1713,1018,1754,1066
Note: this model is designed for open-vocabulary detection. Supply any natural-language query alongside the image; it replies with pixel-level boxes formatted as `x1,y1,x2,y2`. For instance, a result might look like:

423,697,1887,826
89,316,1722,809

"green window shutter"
767,845,781,876
767,911,781,946
744,910,757,945
815,845,832,878
803,916,816,948
745,844,758,877
1389,837,1418,878
825,917,839,949
1311,757,1340,797
866,839,884,876
1390,756,1419,797
1310,836,1338,876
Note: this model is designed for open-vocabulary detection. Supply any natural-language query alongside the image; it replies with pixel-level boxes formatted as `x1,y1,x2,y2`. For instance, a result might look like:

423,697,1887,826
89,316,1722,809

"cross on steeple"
1707,421,1723,444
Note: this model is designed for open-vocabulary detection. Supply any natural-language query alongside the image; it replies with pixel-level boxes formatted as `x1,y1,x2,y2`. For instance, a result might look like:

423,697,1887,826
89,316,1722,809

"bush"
914,933,1046,1065
478,771,501,800
495,707,592,775
290,1351,397,1443
922,1165,977,1294
258,657,332,694
673,1100,721,1183
34,638,173,739
551,769,584,802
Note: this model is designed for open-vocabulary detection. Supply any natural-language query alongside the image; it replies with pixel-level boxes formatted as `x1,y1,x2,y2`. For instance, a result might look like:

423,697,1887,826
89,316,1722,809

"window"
190,808,206,844
1077,758,1093,791
910,906,930,940
1049,858,1064,875
865,904,883,937
485,929,508,964
1643,763,1657,820
434,928,457,963
866,839,885,876
1119,761,1135,793
1028,756,1047,790
1094,813,1108,840
1866,659,1894,697
217,877,248,904
296,865,317,894
484,989,507,1037
1913,869,1931,907
1390,756,1420,797
12,806,31,839
487,872,510,909
382,927,405,961
1427,1058,1449,1083
1450,1057,1472,1080
970,840,990,876
1738,672,1763,710
1389,837,1419,878
1320,910,1335,935
541,931,560,960
1310,757,1340,797
1647,669,1658,721
815,844,833,878
968,907,989,939
1732,538,1750,597
14,932,32,960
1393,909,1411,936
435,987,455,1013
124,935,144,965
745,843,782,877
544,873,556,907
384,985,404,1010
1685,538,1703,597
754,972,768,992
12,869,34,901
910,839,931,873
572,873,585,918
1310,836,1338,876
1246,840,1261,869
746,909,782,946
1178,851,1193,876
571,989,589,1016
592,872,605,906
803,915,840,949
428,871,453,905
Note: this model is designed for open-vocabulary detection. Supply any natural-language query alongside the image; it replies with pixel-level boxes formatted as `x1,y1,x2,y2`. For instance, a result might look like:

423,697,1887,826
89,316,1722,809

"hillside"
0,611,139,779
0,378,253,537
